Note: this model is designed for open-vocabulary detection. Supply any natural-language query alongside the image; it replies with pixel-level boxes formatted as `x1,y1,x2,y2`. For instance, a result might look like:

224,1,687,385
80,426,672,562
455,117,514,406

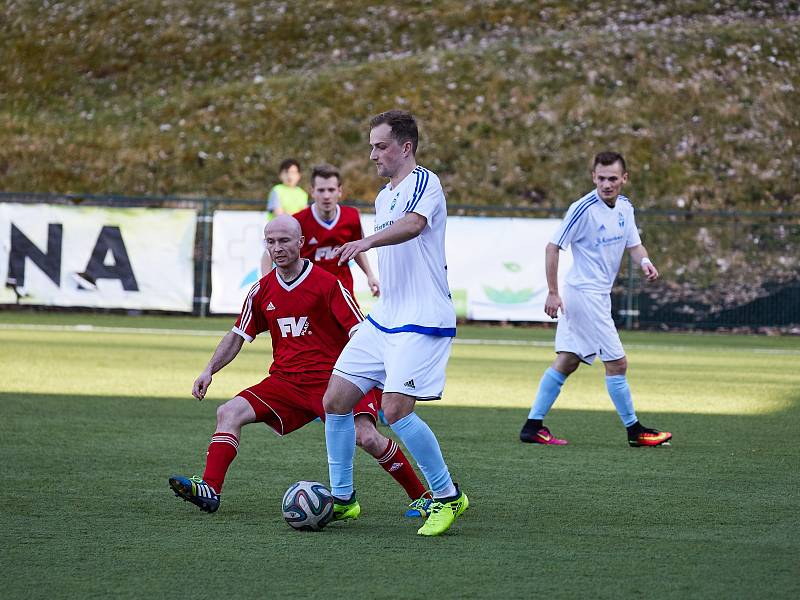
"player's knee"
605,357,627,376
216,398,248,428
380,402,413,425
554,352,580,376
322,390,346,414
322,379,359,414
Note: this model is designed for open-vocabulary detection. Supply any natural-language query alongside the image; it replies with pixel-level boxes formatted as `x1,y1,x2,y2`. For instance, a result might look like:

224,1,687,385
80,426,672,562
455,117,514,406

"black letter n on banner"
83,226,139,291
8,223,62,287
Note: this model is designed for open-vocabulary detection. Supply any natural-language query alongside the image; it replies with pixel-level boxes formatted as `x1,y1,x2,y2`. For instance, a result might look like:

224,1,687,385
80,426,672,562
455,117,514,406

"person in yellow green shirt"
267,158,309,217
262,159,310,275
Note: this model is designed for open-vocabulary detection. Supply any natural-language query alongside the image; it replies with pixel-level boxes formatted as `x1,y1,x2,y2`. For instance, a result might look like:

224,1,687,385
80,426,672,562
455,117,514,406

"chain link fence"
2,192,798,330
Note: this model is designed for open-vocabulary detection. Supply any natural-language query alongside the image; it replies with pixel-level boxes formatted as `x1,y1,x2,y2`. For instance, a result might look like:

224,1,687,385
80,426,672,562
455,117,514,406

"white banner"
444,216,573,321
209,210,271,314
210,210,571,322
0,204,196,311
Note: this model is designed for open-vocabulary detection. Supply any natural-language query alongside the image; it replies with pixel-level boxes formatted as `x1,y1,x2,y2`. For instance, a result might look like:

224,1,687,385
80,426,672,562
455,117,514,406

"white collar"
311,204,341,230
276,260,314,291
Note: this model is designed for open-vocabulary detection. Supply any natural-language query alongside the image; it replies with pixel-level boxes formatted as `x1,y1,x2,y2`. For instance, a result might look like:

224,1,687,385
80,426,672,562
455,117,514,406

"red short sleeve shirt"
233,262,364,379
293,204,364,294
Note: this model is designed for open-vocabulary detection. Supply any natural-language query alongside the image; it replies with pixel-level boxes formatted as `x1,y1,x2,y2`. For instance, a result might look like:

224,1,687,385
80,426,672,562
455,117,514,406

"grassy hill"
2,0,799,210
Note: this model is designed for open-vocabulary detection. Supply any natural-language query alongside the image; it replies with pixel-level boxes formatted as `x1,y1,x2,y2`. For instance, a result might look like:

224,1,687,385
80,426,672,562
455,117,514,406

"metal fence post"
198,198,212,318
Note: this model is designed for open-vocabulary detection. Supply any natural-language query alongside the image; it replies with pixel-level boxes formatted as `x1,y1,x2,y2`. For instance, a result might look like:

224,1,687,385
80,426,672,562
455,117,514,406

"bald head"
265,214,302,240
264,215,304,271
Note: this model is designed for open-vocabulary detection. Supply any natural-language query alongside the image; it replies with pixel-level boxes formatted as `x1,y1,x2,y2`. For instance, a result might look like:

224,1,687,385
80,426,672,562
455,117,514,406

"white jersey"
367,165,456,336
551,191,642,294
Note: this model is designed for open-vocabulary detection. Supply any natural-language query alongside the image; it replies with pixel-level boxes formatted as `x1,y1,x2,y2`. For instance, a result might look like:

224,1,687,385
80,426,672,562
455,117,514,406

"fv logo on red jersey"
277,316,310,337
314,246,339,261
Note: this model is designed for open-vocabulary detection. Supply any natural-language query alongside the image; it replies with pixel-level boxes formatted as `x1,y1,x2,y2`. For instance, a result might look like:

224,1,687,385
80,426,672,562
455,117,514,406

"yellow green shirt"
267,184,308,217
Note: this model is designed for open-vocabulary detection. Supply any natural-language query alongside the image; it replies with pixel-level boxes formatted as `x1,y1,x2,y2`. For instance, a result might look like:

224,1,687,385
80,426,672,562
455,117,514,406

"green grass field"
1,313,798,599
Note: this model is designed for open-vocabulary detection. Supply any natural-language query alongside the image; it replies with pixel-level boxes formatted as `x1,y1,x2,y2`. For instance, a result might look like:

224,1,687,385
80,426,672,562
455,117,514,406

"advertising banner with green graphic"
0,203,196,311
210,211,569,322
446,216,572,321
355,215,571,321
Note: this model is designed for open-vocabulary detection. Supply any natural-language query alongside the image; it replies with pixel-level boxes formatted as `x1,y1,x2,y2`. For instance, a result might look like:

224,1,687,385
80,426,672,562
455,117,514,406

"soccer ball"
281,480,334,531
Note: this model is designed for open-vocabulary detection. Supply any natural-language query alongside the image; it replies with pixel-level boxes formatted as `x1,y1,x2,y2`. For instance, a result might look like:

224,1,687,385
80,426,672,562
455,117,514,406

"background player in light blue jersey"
323,110,468,536
520,152,672,448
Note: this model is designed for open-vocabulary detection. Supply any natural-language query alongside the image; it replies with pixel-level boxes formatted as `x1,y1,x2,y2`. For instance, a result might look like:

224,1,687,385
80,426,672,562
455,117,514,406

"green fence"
2,192,798,330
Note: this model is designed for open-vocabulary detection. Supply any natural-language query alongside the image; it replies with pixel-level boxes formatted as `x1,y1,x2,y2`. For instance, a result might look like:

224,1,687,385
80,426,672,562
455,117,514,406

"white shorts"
555,284,625,365
333,320,453,400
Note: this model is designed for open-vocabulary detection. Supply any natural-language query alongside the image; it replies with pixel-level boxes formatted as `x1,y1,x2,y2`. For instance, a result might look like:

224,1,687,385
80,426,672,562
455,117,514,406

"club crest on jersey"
390,192,399,211
618,212,625,228
277,316,310,337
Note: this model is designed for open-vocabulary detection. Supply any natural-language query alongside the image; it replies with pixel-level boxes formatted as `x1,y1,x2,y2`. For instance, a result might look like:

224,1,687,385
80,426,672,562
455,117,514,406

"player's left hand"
642,262,659,282
335,239,371,265
367,275,380,297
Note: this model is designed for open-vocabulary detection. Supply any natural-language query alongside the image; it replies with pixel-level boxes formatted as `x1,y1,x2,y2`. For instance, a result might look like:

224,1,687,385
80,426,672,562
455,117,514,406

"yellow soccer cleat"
417,487,469,536
332,494,361,521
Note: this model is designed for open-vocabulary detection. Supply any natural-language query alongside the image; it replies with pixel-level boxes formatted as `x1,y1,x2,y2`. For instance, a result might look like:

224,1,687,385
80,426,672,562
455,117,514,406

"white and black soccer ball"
281,480,334,531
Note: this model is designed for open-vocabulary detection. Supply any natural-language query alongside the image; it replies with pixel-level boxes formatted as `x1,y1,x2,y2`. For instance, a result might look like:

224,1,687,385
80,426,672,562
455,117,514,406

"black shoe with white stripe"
169,475,220,513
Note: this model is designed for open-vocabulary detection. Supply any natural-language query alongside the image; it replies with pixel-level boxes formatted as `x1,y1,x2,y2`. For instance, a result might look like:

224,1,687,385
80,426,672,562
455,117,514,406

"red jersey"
293,204,364,294
233,261,364,379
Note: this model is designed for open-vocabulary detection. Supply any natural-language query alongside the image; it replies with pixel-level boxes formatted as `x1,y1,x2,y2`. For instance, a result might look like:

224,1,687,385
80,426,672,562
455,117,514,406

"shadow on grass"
2,392,799,599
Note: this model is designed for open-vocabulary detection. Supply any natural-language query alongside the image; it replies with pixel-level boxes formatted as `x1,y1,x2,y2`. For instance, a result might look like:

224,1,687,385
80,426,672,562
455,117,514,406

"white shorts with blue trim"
555,284,625,365
333,319,453,400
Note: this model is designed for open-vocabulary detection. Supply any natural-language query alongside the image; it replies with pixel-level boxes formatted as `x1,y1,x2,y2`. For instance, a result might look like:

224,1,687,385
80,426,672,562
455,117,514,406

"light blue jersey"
552,191,642,294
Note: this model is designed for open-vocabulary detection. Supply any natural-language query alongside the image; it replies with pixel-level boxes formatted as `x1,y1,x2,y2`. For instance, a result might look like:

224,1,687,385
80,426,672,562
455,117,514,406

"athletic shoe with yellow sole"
169,474,220,513
332,494,361,521
417,486,469,536
628,427,672,447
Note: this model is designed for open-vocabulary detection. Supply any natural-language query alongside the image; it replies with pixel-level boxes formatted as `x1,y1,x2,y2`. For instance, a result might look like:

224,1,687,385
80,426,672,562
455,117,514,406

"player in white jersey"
520,152,672,448
322,110,468,536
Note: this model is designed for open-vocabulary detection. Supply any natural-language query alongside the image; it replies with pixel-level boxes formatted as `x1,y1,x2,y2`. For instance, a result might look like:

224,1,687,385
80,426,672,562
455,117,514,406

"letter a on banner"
81,226,139,292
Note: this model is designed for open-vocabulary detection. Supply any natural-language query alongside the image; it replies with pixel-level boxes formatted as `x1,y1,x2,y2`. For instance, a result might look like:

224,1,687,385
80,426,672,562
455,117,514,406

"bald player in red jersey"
293,163,380,298
168,215,426,514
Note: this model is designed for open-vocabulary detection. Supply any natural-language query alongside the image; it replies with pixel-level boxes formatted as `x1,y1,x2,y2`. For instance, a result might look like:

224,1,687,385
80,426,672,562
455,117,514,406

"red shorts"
238,372,381,436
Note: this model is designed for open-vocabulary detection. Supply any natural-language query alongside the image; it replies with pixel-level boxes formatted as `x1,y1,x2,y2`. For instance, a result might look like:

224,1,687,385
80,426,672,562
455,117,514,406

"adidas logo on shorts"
403,379,415,389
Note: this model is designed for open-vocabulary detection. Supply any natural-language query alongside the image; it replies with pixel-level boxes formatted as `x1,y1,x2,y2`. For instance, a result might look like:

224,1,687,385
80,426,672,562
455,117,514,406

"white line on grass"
1,322,799,355
0,323,222,337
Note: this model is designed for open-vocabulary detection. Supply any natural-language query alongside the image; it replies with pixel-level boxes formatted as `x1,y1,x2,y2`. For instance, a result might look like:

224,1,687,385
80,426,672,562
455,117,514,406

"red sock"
202,432,239,494
376,439,427,500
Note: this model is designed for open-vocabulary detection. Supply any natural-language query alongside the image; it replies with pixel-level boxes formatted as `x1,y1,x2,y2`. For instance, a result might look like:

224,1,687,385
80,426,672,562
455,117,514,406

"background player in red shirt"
169,216,427,514
294,163,380,298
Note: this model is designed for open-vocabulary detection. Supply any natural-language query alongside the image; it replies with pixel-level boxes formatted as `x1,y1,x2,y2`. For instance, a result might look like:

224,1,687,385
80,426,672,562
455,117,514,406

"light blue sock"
325,412,355,499
605,375,638,427
390,413,456,499
528,367,567,420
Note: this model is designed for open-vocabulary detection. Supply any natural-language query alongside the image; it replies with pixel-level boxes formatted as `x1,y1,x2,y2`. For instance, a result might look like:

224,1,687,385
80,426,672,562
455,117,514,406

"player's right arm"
194,280,267,400
335,212,426,265
193,331,245,400
543,242,563,319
